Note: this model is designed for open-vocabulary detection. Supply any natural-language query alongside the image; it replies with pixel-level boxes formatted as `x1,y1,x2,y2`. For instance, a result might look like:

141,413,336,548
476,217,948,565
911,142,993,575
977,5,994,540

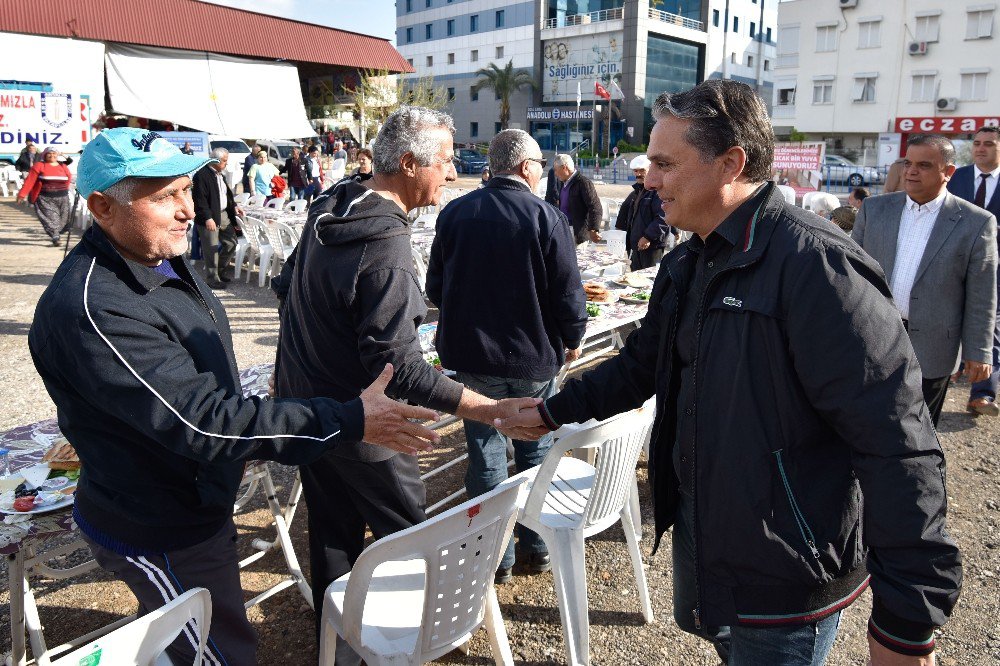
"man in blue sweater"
427,129,588,583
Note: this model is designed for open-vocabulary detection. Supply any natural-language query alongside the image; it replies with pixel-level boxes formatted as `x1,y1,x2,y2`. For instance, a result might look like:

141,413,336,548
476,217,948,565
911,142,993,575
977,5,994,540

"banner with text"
0,90,84,153
542,32,623,103
772,142,825,192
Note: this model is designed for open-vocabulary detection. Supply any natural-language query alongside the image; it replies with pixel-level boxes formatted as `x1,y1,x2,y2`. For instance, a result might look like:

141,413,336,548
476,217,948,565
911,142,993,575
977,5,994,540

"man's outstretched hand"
360,364,440,455
495,403,552,442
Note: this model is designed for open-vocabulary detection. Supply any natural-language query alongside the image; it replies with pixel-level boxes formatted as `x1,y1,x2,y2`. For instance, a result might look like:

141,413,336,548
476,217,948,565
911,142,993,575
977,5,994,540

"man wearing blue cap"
28,128,443,665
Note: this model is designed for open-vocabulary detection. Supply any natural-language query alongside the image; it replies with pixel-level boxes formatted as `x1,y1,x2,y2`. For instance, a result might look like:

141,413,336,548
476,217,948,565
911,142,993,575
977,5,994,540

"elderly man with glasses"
426,129,587,584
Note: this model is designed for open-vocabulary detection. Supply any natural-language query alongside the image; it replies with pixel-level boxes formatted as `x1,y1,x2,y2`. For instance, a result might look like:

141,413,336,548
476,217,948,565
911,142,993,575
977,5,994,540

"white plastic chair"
411,246,428,294
802,191,840,217
513,406,656,666
52,588,212,666
319,478,526,666
242,217,275,287
776,184,796,206
232,218,251,280
264,197,285,211
286,198,307,214
234,192,251,206
259,220,296,280
247,193,265,207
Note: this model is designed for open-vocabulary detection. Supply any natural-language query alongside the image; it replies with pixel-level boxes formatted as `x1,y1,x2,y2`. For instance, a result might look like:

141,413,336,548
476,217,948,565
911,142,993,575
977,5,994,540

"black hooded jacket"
275,178,464,461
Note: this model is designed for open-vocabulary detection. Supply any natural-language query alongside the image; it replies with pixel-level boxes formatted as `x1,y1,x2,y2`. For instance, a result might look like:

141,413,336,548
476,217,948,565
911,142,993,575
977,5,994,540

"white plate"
5,494,75,516
620,294,652,305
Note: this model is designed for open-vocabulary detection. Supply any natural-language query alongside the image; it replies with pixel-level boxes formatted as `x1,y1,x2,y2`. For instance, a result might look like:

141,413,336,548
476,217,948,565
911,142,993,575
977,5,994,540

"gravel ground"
0,184,997,665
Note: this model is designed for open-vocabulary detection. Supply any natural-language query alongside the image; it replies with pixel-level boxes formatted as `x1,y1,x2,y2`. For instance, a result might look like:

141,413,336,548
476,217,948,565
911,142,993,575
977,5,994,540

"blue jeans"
672,497,841,665
290,186,307,200
454,372,556,570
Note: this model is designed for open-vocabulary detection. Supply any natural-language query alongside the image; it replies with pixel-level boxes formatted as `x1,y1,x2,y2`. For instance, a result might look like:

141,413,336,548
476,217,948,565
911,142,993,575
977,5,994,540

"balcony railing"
542,7,624,30
648,7,704,31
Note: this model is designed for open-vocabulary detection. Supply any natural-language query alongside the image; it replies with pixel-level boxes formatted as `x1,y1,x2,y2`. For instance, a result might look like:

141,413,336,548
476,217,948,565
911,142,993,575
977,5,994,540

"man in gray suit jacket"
853,134,998,426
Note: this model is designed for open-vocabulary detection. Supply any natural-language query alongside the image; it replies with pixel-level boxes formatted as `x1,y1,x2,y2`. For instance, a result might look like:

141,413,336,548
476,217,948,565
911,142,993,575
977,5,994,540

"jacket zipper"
772,449,822,560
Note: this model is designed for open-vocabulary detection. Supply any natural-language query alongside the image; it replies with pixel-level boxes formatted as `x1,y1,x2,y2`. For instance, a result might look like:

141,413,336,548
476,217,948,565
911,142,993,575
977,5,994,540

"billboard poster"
542,32,623,103
772,142,825,193
0,90,84,153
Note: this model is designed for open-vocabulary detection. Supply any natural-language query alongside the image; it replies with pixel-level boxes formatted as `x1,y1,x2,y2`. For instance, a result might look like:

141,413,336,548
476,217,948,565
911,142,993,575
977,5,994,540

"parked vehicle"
822,154,884,187
256,139,302,170
453,148,488,174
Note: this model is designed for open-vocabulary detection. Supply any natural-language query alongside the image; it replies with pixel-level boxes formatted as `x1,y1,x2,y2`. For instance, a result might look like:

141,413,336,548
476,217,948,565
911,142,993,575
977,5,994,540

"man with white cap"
616,154,673,269
27,128,441,665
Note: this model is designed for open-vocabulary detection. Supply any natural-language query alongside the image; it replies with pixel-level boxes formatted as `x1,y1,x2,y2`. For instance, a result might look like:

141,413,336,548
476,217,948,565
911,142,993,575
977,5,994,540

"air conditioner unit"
839,0,858,7
908,41,928,55
936,97,958,111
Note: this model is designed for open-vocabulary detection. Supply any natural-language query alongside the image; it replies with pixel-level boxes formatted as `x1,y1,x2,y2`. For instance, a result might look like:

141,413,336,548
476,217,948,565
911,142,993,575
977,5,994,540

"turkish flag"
594,82,611,100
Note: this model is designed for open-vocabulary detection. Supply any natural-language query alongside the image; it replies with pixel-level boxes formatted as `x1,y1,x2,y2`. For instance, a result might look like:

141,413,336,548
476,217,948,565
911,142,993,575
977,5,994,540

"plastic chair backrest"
524,407,654,531
243,216,267,253
247,194,264,207
286,199,307,214
52,588,212,666
260,220,288,259
265,197,285,210
275,220,300,246
234,192,251,206
603,229,627,259
411,246,427,292
776,184,796,206
338,479,526,660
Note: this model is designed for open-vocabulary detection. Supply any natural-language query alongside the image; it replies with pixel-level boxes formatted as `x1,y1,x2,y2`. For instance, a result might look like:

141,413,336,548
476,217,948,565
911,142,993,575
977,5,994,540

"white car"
256,139,302,171
822,154,884,187
208,136,251,190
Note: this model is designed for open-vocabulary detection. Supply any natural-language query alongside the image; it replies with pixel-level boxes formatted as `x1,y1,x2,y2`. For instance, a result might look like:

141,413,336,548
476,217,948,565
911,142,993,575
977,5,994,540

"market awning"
105,43,315,139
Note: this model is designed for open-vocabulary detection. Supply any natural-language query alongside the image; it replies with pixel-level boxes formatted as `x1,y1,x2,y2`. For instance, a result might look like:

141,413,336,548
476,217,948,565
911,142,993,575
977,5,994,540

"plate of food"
586,303,604,318
621,290,652,305
0,441,81,515
584,282,619,304
611,273,654,289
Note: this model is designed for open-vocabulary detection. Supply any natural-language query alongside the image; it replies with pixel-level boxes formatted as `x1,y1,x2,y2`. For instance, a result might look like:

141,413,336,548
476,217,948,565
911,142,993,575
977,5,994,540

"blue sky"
201,0,397,42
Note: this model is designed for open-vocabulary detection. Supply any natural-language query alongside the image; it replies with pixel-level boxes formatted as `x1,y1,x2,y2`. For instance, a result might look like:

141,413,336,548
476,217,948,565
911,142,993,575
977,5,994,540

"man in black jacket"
28,128,440,666
616,154,673,270
281,146,309,200
192,148,241,288
274,106,539,664
498,81,961,665
427,129,587,583
553,154,603,244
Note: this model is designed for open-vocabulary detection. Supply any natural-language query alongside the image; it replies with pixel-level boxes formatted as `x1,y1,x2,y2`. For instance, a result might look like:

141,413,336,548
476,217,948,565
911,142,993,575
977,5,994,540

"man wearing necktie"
948,126,1000,416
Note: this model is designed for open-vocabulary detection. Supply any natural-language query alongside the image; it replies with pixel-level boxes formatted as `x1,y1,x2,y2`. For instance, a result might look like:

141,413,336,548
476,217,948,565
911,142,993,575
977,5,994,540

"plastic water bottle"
0,448,10,478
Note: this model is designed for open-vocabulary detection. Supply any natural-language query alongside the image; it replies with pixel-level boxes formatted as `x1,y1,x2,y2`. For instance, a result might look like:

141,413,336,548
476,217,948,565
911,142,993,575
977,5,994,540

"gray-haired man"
427,129,587,583
192,147,241,288
275,107,540,662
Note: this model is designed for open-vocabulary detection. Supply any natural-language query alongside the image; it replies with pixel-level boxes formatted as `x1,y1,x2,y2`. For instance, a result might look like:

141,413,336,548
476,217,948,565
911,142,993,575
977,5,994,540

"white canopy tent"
105,44,315,139
0,32,107,109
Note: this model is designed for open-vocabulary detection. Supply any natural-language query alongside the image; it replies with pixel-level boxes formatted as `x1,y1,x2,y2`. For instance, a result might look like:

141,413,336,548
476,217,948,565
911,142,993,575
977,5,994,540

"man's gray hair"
488,129,539,173
211,147,229,160
553,154,574,171
906,134,957,166
372,106,456,175
101,177,138,206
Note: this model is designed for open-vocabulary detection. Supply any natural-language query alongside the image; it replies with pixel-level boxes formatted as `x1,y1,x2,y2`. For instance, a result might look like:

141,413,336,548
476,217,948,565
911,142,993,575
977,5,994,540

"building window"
471,49,479,62
406,27,413,43
447,87,455,101
777,25,799,67
858,19,881,48
750,22,756,38
766,27,772,42
961,71,989,100
495,122,502,135
816,24,837,52
764,59,770,71
713,9,720,27
471,14,479,32
447,19,455,36
776,85,796,106
407,58,413,67
426,55,433,67
405,0,411,11
496,46,504,59
967,9,995,39
447,53,455,64
851,75,877,102
470,87,479,101
471,122,479,137
914,13,940,42
812,81,833,104
733,17,739,33
910,73,937,102
731,52,737,64
644,33,700,108
496,10,505,28
425,24,432,39
747,55,754,67
425,0,431,7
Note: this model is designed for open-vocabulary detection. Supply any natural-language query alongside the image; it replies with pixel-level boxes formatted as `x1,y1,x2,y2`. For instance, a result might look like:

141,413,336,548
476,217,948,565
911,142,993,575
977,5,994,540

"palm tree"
472,60,538,131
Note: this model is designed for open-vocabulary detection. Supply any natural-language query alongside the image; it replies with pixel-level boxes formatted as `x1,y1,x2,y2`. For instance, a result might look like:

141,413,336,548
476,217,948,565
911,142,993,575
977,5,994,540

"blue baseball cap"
76,128,216,198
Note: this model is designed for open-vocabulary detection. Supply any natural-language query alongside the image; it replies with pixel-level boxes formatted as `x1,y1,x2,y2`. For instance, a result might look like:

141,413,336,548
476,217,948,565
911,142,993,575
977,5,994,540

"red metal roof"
0,0,413,73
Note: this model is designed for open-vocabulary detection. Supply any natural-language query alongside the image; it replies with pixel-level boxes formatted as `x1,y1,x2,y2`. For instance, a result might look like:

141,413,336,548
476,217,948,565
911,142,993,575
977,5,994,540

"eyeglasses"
526,157,547,168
